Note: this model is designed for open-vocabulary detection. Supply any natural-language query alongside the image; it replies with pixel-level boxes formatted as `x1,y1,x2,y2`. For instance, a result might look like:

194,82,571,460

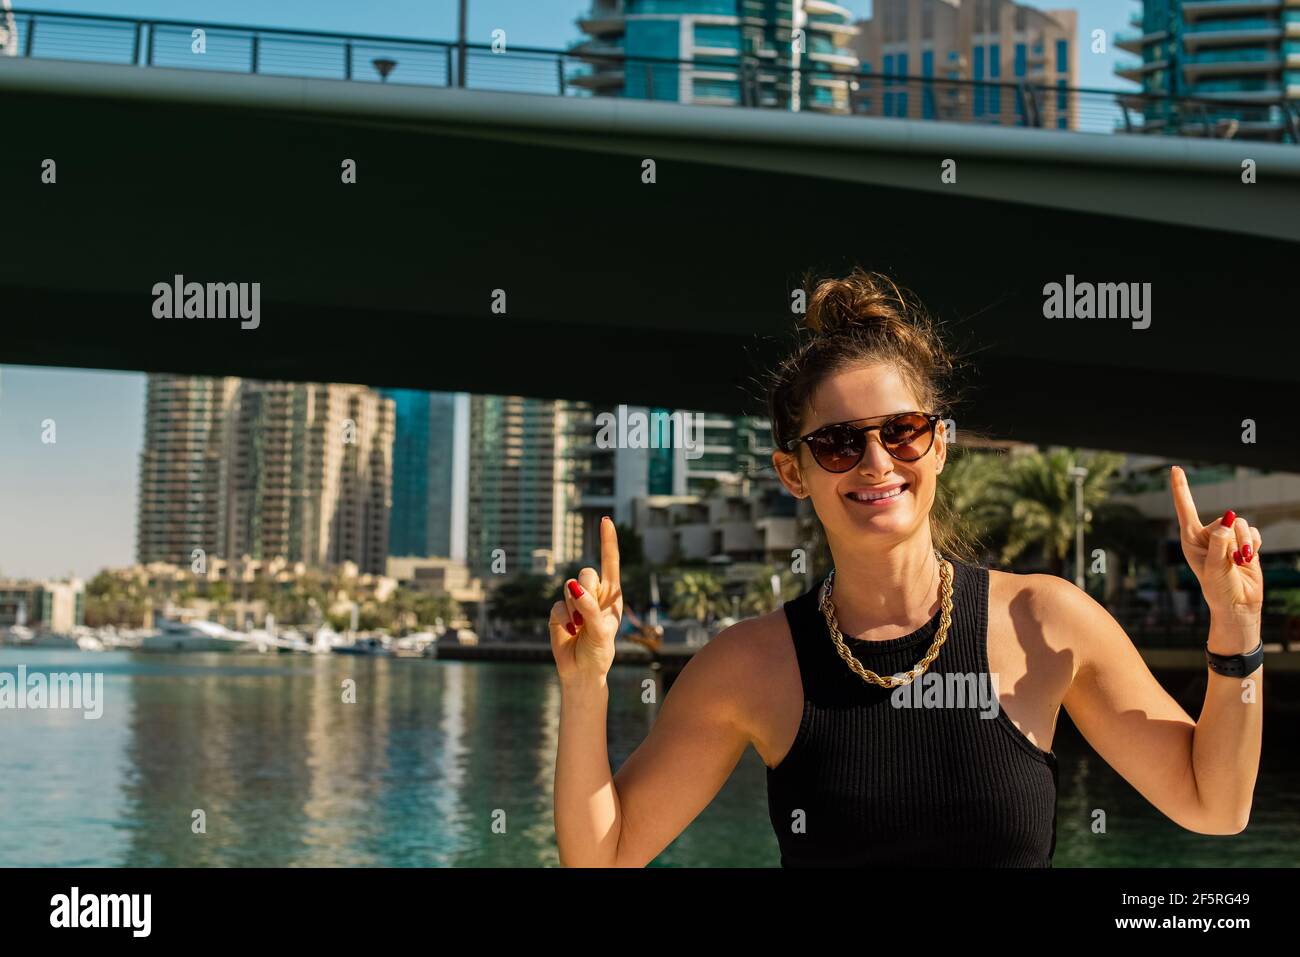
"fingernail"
1233,550,1242,565
1221,510,1236,528
573,611,583,626
565,621,576,636
1242,544,1253,562
567,581,584,599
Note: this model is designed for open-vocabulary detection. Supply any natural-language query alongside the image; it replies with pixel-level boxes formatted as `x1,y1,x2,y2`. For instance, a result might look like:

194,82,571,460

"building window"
973,45,984,116
883,53,894,115
1015,42,1026,78
922,49,935,119
1056,38,1068,74
898,53,909,116
989,42,1000,115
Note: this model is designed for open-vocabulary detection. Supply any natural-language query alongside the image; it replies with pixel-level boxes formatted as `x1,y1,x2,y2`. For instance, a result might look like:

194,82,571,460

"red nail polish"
573,611,583,626
567,581,584,599
1221,510,1236,528
1242,544,1253,562
565,621,576,636
1233,550,1242,565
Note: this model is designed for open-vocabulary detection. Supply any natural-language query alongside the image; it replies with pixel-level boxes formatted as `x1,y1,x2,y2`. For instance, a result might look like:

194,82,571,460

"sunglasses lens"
882,414,933,460
808,426,864,472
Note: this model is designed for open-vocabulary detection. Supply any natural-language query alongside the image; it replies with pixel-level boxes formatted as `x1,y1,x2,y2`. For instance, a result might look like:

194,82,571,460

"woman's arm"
1051,577,1261,834
554,627,756,867
551,519,755,866
1049,465,1263,835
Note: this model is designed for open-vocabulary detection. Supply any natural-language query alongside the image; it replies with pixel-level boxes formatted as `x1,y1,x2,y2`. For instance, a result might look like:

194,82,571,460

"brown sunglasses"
783,412,942,473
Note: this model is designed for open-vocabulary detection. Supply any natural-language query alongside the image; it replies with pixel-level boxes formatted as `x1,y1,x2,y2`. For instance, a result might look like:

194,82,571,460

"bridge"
2,10,1299,468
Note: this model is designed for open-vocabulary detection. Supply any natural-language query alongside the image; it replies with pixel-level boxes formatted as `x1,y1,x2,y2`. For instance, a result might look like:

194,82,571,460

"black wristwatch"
1205,641,1265,678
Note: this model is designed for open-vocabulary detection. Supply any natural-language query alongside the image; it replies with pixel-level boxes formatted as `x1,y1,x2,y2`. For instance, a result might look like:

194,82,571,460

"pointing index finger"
600,515,621,591
1169,465,1206,537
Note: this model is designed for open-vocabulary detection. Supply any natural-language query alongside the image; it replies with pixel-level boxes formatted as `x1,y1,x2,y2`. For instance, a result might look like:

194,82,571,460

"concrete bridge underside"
2,58,1299,469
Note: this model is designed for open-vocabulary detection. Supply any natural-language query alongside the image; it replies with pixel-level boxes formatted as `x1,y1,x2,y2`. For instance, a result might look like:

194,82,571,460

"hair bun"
802,268,909,338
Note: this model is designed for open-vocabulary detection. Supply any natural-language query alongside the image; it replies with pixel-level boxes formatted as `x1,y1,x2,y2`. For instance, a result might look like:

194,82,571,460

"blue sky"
1,0,1138,580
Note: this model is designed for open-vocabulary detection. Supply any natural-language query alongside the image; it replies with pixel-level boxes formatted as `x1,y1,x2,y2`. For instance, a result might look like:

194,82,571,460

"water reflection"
0,650,1294,866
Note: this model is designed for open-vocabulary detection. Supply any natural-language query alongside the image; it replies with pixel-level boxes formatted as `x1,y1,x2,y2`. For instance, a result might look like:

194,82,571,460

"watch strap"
1205,641,1264,678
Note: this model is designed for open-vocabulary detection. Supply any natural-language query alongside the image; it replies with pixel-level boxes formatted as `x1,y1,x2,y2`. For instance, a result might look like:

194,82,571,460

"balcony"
1115,30,1171,53
1181,0,1283,20
575,9,626,38
1116,58,1171,82
1184,49,1284,77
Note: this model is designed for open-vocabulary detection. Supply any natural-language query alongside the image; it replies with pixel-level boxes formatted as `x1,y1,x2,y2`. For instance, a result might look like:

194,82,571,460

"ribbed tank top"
765,557,1059,867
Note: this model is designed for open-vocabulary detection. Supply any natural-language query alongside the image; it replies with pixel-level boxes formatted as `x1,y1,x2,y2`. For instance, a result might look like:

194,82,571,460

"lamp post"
457,0,467,87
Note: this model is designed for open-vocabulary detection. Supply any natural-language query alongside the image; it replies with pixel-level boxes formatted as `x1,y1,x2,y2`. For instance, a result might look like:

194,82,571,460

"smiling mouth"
845,483,909,503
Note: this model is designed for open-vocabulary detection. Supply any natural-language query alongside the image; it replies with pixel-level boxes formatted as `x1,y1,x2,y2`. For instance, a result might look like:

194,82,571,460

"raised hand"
549,515,624,686
1169,465,1263,631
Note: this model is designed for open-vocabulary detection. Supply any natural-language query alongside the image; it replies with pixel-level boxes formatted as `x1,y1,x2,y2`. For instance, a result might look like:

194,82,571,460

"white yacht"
2,624,34,645
139,619,259,653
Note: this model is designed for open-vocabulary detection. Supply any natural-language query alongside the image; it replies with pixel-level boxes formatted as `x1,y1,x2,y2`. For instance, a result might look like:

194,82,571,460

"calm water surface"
1,649,1296,866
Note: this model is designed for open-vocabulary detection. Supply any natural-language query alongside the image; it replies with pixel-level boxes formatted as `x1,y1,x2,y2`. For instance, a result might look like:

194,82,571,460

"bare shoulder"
677,609,794,735
988,566,1113,664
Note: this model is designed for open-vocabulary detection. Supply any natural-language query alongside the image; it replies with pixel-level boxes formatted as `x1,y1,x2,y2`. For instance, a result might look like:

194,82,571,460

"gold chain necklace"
819,550,954,689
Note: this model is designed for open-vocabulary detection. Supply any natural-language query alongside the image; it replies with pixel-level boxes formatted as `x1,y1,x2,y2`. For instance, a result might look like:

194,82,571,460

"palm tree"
740,568,803,615
934,446,1014,561
670,571,723,621
997,448,1125,577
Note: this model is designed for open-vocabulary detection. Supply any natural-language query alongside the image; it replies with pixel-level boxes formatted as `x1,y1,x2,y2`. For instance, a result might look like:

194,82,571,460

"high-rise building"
137,374,240,566
381,389,463,559
465,395,584,577
0,0,18,57
1116,0,1300,141
138,375,395,574
852,0,1077,128
572,1,861,113
566,404,777,563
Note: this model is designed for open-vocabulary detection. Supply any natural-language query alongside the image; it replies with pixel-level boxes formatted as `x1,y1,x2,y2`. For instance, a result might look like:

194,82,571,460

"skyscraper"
572,0,861,113
852,0,1078,128
137,374,240,566
567,404,776,564
382,389,462,559
465,395,583,577
138,375,395,574
1116,0,1300,141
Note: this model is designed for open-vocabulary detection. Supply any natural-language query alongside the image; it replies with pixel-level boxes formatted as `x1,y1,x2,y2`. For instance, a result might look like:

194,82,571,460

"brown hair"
767,266,982,565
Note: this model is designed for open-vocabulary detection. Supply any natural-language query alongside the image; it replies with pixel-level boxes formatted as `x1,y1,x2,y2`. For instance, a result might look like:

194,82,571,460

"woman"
550,268,1264,867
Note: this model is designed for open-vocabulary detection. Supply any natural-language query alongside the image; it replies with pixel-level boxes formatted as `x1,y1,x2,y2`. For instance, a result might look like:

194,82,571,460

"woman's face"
772,363,945,545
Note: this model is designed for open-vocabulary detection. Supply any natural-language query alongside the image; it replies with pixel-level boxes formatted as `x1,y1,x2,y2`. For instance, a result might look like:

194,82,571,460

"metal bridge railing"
3,8,1297,142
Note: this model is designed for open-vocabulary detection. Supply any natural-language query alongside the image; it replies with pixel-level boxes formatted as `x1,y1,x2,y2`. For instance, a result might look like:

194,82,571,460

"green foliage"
670,570,724,621
491,573,557,623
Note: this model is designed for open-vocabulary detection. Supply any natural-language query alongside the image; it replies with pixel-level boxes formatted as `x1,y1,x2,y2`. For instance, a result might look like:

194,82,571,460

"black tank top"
765,557,1059,867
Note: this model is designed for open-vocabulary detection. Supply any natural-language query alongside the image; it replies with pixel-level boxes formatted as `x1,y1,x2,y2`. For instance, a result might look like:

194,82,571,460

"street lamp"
1068,465,1089,588
458,0,468,88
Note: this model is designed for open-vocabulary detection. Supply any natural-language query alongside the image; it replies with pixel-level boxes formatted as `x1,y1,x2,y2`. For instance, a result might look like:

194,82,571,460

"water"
1,649,1296,866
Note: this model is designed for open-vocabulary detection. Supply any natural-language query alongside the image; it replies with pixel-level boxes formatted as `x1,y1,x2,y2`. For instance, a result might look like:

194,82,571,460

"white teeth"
851,485,905,502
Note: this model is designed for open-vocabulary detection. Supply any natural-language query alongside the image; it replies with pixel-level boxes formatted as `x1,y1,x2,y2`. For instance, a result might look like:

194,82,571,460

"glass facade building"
572,0,861,113
1116,0,1300,141
382,389,458,559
